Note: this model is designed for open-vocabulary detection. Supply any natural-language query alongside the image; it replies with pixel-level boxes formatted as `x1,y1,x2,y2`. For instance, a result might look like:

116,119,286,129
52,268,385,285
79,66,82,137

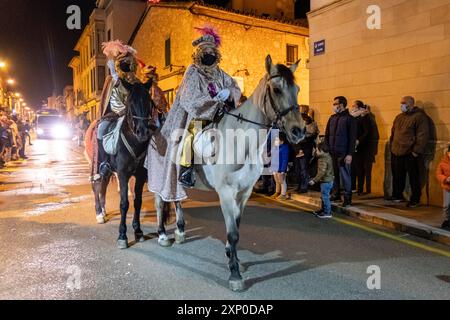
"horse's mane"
275,64,295,86
127,82,153,115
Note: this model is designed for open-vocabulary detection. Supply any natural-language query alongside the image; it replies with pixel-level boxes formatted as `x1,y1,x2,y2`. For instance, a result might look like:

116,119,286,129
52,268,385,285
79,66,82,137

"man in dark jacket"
390,96,430,208
351,101,379,195
325,96,358,206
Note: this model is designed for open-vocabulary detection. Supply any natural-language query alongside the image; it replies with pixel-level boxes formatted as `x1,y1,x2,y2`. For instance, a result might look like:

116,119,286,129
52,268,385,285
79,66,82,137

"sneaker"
313,209,324,215
406,201,420,208
315,212,333,219
330,194,341,202
441,220,450,231
277,194,288,201
342,200,352,208
270,193,281,199
386,196,405,203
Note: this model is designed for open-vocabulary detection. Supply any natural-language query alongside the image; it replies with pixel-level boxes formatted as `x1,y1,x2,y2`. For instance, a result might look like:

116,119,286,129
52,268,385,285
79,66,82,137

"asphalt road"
0,138,449,300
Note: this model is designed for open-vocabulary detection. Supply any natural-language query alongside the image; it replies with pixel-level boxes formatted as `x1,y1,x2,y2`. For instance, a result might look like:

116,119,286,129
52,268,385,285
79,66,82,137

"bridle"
125,93,153,140
121,90,154,162
224,74,298,129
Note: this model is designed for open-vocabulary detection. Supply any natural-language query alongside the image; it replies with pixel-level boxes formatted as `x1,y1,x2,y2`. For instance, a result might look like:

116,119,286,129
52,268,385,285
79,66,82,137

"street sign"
314,40,326,56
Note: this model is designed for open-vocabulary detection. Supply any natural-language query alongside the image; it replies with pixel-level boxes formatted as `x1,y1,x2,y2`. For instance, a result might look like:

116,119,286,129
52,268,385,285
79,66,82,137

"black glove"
213,107,225,123
224,98,235,112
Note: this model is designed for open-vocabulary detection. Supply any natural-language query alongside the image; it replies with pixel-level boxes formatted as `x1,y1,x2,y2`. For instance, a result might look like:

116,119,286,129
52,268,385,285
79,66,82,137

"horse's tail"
162,201,172,225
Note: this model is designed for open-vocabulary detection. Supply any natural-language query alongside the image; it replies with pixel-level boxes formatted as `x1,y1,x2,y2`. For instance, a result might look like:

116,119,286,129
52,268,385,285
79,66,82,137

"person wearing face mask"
146,26,241,202
389,96,430,208
293,105,319,193
350,101,379,195
435,145,450,231
89,40,161,181
325,96,358,207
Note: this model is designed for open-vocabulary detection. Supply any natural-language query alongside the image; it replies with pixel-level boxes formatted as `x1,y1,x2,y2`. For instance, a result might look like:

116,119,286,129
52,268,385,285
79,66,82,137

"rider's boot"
179,165,195,188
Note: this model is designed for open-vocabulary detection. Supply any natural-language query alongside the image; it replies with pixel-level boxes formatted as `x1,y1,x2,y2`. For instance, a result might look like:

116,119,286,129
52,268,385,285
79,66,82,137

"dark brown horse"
85,79,156,249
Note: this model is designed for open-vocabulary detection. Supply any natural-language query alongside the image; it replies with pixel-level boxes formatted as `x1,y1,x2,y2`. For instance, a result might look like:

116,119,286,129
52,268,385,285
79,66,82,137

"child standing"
309,142,335,219
271,132,290,201
435,145,450,231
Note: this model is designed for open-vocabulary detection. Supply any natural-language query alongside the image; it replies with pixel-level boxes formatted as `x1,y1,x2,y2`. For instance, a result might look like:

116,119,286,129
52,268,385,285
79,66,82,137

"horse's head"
264,55,305,144
121,79,155,143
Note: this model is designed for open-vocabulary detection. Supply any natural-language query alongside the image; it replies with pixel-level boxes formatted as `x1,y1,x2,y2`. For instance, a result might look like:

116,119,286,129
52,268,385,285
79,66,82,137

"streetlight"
7,79,15,85
15,93,21,97
0,61,6,69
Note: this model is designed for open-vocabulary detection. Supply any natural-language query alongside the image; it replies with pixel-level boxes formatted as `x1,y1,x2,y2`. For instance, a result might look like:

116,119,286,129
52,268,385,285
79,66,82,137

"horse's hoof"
117,239,128,249
135,233,145,243
229,279,245,292
175,230,186,244
158,235,172,247
96,215,106,224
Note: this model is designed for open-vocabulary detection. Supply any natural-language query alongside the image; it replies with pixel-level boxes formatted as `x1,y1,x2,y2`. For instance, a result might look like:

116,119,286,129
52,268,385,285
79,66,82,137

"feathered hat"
102,40,146,68
192,26,221,48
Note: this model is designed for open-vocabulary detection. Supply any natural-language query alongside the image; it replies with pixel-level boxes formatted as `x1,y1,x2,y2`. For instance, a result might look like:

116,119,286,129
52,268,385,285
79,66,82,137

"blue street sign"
314,40,326,56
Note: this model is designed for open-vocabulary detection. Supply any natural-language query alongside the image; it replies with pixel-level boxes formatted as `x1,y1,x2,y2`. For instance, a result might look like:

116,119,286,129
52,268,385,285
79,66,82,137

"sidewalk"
282,190,450,246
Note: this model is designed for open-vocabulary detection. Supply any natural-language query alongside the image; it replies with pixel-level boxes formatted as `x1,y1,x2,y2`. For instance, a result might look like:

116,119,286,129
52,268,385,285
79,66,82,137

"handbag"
102,116,125,155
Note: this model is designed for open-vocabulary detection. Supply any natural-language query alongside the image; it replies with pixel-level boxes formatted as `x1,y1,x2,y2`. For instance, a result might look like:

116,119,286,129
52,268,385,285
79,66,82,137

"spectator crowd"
258,95,449,230
0,112,33,169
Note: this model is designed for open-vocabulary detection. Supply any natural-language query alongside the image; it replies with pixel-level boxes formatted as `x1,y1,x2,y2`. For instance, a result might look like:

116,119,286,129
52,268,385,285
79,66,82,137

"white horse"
154,55,305,291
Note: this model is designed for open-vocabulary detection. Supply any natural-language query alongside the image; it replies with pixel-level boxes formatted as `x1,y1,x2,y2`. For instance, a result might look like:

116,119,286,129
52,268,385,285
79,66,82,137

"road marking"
255,194,450,259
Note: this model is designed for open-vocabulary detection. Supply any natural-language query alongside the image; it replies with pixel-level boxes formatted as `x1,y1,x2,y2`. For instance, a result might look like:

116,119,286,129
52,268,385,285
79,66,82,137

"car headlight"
52,125,71,138
37,128,44,135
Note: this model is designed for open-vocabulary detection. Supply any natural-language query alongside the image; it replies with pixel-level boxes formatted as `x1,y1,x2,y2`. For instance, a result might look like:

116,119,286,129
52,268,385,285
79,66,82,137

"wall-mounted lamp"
166,64,185,72
233,69,250,77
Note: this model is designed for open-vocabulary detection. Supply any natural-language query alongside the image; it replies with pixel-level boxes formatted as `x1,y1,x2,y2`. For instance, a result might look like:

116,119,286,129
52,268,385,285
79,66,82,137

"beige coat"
146,64,241,201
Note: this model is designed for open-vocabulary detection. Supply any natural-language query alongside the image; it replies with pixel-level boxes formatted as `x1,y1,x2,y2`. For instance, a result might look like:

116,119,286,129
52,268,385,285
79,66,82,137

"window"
165,37,171,67
97,30,105,53
107,29,111,41
97,66,105,91
286,44,299,65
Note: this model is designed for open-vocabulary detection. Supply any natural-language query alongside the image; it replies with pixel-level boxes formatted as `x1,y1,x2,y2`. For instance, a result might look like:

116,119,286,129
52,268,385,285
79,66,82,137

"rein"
121,92,153,162
224,74,297,129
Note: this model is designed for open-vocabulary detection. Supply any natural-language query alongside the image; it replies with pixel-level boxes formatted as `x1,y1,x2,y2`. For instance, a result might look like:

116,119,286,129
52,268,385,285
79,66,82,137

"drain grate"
436,275,450,283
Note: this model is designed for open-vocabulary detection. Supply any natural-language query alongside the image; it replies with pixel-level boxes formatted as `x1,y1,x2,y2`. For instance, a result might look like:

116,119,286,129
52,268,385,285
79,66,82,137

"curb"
284,193,450,247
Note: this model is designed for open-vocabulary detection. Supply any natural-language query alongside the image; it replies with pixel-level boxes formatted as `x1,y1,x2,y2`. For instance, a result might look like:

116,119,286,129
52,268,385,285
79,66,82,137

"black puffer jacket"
325,109,358,157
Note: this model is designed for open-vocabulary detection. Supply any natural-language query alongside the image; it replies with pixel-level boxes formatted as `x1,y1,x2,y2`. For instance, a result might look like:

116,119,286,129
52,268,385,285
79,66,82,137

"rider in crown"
146,26,241,202
178,26,242,187
93,40,167,181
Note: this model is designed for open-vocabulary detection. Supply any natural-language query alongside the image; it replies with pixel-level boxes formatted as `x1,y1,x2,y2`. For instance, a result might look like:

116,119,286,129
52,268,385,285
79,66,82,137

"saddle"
192,122,219,164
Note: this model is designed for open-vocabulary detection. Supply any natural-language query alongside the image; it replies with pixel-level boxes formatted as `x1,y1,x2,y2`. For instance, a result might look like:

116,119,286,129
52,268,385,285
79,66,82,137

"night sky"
0,0,96,109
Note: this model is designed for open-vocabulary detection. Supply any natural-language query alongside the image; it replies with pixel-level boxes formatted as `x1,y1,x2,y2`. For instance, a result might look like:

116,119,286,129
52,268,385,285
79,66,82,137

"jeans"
444,191,450,220
391,153,421,203
19,134,26,158
321,181,334,214
331,155,352,201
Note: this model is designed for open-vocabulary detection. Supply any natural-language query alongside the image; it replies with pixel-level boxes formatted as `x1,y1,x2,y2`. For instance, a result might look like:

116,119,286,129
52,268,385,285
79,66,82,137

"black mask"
201,54,217,66
119,61,131,73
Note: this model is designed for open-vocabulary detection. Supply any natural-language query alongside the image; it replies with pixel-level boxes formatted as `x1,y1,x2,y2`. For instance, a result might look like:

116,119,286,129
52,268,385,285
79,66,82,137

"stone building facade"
308,0,450,206
130,1,310,107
